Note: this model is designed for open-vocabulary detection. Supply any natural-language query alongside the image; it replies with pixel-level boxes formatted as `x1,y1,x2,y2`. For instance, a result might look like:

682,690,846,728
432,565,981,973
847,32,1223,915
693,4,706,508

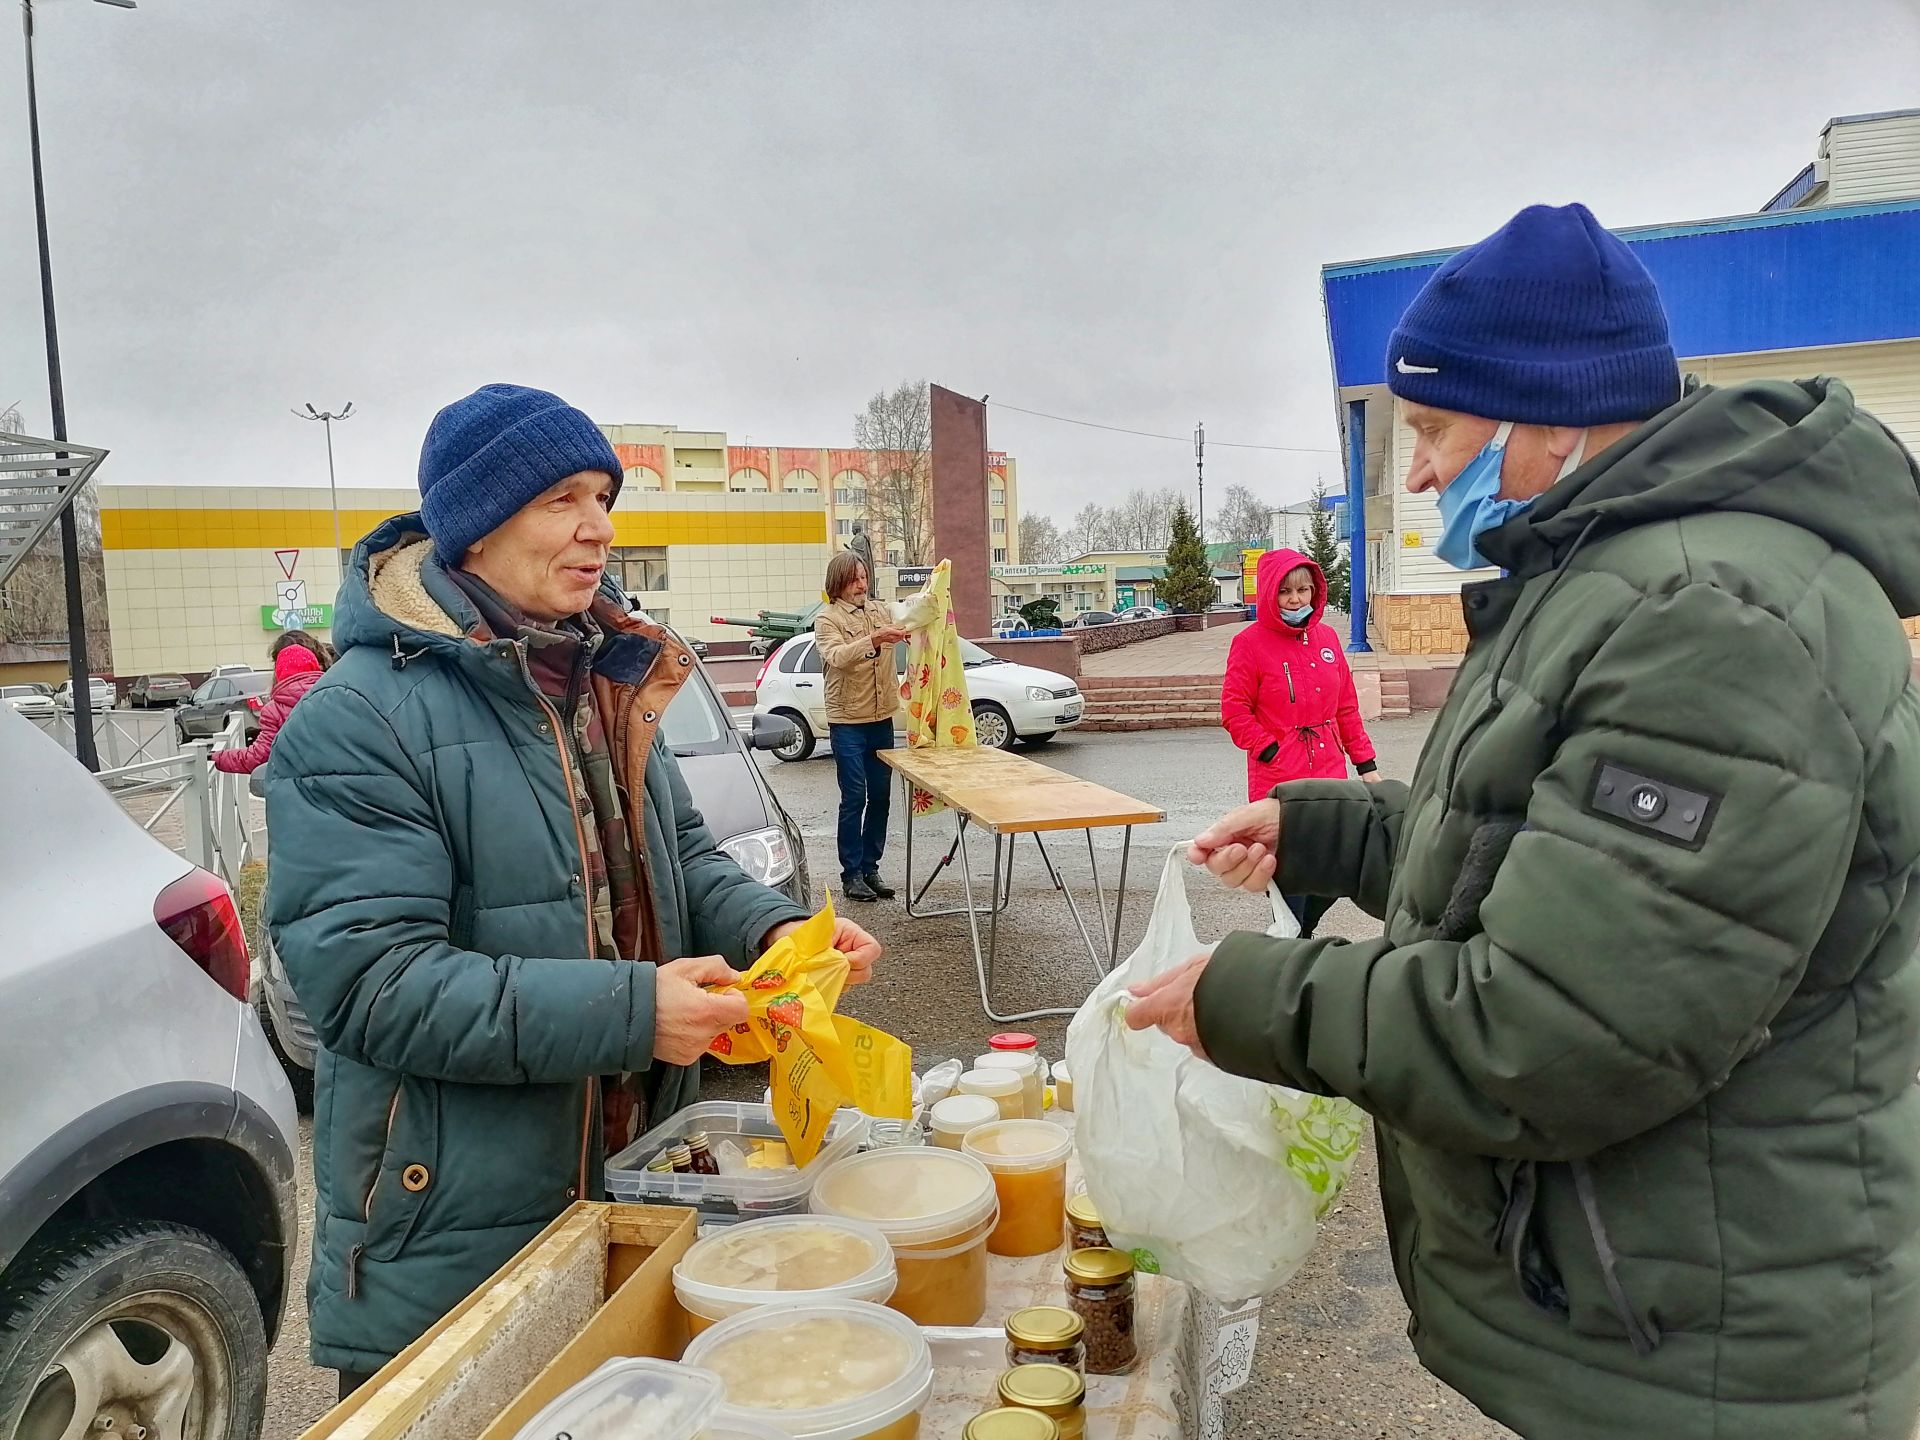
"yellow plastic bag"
899,559,976,817
705,899,914,1164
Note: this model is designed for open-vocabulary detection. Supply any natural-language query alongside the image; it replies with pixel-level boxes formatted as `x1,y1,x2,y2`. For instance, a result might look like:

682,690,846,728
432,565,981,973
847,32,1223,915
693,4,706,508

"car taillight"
154,868,249,1000
755,652,775,689
244,694,265,712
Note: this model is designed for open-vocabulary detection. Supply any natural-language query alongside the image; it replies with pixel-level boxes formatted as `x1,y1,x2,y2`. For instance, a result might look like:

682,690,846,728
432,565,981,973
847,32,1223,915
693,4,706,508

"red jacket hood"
1255,548,1326,635
273,644,323,684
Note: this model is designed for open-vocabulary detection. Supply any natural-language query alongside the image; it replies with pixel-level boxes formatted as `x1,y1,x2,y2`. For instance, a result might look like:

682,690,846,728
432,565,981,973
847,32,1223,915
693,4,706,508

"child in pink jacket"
1220,548,1380,935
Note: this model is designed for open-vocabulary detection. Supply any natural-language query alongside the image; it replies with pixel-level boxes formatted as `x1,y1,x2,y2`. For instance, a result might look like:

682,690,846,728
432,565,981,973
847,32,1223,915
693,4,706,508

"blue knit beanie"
1385,203,1679,427
417,384,625,563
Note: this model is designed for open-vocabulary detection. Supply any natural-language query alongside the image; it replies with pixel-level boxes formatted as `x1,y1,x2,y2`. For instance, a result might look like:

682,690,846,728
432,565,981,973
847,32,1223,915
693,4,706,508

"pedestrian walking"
211,629,327,790
1128,204,1920,1439
265,383,884,1396
813,551,908,903
1220,547,1379,935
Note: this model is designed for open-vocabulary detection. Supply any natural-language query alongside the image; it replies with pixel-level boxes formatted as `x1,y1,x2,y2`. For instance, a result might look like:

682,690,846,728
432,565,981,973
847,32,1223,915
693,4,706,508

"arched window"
782,469,819,493
730,468,770,493
624,465,663,492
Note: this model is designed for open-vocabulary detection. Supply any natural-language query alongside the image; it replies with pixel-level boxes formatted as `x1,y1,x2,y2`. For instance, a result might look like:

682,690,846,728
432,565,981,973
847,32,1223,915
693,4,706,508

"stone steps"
1378,671,1412,720
1080,713,1220,732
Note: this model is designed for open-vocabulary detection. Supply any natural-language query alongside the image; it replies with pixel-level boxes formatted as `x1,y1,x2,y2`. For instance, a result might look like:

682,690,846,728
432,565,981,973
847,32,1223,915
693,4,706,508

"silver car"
0,707,299,1440
0,683,55,720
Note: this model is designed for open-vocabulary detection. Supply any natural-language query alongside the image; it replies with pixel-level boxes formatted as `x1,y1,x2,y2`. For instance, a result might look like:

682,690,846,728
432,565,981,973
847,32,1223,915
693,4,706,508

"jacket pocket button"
643,710,657,723
538,721,551,734
401,1164,431,1193
565,1186,579,1201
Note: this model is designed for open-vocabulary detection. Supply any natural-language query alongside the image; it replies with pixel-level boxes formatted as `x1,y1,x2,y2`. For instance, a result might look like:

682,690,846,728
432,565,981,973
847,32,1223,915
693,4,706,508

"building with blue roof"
1322,109,1920,654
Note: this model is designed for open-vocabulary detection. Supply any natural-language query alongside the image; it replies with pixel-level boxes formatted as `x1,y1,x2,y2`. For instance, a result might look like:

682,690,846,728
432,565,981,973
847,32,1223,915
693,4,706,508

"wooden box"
298,1203,699,1440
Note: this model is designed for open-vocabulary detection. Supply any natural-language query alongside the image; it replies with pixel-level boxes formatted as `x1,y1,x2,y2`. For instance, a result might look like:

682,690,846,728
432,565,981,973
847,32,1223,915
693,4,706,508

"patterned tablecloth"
917,1115,1262,1439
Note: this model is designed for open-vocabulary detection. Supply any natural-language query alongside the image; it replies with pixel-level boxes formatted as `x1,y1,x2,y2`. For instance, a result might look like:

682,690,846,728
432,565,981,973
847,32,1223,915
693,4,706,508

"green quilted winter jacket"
1194,379,1920,1439
265,515,805,1373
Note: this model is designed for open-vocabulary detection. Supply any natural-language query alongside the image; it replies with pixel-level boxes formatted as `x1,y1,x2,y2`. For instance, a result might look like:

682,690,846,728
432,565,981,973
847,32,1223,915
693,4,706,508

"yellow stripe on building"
100,507,827,550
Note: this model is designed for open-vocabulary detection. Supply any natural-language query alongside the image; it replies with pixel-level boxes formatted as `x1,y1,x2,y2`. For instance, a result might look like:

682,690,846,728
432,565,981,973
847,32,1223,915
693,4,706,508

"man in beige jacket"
813,551,908,902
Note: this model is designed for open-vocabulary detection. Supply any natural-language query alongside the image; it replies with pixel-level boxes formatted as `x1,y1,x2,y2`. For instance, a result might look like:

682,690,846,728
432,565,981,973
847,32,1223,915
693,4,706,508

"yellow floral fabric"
898,559,976,816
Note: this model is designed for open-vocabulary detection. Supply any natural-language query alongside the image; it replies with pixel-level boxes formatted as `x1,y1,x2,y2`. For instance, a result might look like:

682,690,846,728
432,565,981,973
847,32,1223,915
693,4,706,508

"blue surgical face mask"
1433,422,1587,571
1279,603,1314,626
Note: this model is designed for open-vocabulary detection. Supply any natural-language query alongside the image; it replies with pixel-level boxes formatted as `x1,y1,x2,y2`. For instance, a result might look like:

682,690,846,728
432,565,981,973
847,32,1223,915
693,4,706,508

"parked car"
755,632,1083,758
251,637,808,1110
0,705,299,1440
1113,604,1168,622
54,676,117,712
174,672,270,743
1069,610,1119,628
991,615,1032,639
128,672,193,708
209,663,256,679
0,683,55,721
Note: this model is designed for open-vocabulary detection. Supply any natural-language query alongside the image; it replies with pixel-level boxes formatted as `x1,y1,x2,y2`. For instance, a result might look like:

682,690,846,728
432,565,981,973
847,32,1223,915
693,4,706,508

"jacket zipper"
513,645,598,1203
346,1086,403,1299
1283,662,1296,704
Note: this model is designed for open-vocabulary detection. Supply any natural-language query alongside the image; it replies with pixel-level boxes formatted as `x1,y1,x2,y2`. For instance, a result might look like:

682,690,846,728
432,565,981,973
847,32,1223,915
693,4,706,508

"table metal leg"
901,773,1013,921
1108,826,1135,970
1084,828,1112,964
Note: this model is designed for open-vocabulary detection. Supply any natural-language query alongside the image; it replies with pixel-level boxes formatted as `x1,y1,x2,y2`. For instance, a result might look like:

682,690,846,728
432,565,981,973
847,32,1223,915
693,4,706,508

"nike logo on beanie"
1396,357,1440,375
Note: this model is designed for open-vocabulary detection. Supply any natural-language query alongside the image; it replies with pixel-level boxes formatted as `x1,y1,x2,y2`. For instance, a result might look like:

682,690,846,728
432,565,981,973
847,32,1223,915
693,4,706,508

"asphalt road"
262,716,1517,1439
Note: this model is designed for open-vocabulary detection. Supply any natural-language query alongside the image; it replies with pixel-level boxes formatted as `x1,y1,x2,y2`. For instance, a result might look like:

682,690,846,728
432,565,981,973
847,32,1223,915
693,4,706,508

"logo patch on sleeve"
1587,761,1717,848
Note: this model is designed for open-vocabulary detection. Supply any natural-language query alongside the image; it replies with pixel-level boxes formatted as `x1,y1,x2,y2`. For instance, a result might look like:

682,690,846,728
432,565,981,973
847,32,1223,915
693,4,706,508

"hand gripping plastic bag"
1064,845,1366,1303
705,899,914,1164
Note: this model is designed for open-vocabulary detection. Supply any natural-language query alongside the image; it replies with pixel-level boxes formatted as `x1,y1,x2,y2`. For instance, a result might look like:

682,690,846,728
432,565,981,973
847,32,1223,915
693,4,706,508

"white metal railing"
91,711,259,889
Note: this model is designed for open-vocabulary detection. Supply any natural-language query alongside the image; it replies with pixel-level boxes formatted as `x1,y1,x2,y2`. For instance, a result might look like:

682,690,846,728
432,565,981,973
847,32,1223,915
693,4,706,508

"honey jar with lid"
1064,1192,1108,1252
1004,1305,1085,1373
997,1362,1087,1440
963,1408,1059,1440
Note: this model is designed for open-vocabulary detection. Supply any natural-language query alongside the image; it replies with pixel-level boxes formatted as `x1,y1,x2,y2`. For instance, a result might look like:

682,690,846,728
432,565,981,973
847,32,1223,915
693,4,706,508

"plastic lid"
1065,1192,1101,1228
1050,1059,1072,1083
509,1357,723,1440
959,1068,1022,1096
1064,1246,1135,1283
1005,1305,1084,1348
998,1362,1087,1411
965,1409,1060,1440
686,1300,933,1440
706,1424,789,1440
929,1094,1001,1133
975,1051,1039,1077
674,1215,895,1313
964,1119,1073,1173
810,1147,998,1246
990,1031,1039,1051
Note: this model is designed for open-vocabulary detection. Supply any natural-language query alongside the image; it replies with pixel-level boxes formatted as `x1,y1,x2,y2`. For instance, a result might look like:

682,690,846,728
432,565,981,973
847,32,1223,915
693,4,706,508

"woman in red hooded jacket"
1220,548,1380,935
212,631,326,778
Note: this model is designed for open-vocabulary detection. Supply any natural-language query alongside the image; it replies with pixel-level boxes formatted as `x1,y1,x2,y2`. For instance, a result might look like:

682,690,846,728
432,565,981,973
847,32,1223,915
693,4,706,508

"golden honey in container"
958,1067,1024,1121
811,1147,1000,1326
964,1119,1073,1258
672,1214,896,1335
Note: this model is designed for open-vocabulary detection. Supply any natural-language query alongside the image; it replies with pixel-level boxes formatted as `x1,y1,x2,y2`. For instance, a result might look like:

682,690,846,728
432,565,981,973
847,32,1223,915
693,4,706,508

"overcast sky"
3,1,1917,527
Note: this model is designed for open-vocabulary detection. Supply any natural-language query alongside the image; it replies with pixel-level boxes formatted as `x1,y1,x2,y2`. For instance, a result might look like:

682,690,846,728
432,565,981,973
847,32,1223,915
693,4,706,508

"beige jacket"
814,598,899,724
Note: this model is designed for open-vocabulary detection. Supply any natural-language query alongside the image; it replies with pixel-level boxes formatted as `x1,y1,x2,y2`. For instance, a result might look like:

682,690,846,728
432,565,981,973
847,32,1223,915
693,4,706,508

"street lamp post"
295,402,354,568
21,0,136,770
1194,421,1206,539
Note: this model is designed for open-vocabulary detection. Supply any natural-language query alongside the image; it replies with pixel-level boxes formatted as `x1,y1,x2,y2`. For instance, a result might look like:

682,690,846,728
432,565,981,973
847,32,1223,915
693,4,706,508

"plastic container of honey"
958,1068,1024,1121
685,1299,934,1440
963,1120,1073,1258
974,1052,1043,1119
1050,1060,1073,1113
929,1093,1002,1151
810,1147,1000,1326
672,1214,896,1334
509,1357,723,1440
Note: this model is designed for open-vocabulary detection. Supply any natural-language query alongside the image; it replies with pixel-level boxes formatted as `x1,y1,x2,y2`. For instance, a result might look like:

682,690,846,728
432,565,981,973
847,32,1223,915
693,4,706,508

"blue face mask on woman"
1280,603,1314,626
1434,421,1587,571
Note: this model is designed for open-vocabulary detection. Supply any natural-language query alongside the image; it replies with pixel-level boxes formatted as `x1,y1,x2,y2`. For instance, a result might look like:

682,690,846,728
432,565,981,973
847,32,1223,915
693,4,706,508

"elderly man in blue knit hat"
1128,206,1920,1436
265,384,884,1393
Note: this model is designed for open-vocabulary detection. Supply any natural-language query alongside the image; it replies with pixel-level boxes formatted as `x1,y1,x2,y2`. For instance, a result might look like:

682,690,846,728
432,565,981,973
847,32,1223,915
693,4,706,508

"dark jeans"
830,720,893,879
1283,893,1335,939
338,1370,374,1401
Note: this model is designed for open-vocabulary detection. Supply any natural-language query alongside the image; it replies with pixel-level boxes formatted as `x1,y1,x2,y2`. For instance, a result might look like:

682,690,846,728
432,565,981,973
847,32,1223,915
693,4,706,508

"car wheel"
770,710,815,763
1022,730,1057,747
0,1219,268,1440
972,701,1016,751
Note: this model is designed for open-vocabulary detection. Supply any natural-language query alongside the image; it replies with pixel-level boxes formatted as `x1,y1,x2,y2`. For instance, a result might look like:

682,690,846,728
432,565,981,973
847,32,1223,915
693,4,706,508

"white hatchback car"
755,632,1083,759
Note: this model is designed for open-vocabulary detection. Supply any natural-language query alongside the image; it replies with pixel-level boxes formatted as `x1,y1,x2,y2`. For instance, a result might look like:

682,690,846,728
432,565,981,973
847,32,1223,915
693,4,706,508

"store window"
610,546,669,593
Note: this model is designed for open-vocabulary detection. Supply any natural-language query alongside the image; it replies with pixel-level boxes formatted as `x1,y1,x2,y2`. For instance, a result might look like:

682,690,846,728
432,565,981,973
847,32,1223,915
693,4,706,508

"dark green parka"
1195,380,1920,1438
266,517,805,1373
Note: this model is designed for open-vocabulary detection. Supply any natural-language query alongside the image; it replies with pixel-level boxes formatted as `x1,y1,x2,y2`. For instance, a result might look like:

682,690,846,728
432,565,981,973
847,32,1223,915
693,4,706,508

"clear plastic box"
510,1357,722,1440
605,1100,870,1222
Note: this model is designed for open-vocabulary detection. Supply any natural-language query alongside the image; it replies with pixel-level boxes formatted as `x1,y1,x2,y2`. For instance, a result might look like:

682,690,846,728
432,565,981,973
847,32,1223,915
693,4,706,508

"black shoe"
862,871,896,900
842,874,881,903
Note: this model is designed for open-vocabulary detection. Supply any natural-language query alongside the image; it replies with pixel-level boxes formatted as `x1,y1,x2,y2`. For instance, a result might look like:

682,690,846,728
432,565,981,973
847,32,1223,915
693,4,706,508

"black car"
250,640,807,1110
174,671,270,742
128,672,193,708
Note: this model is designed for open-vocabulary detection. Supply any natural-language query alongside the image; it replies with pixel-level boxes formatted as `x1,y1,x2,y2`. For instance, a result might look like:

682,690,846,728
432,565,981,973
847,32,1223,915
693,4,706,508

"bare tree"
1018,512,1063,565
853,380,934,567
1108,487,1181,551
1063,502,1114,557
1213,483,1272,550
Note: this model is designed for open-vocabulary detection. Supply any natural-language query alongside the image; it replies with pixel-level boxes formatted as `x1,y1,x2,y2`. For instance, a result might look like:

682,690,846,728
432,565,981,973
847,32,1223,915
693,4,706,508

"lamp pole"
295,402,354,565
1194,421,1206,539
21,0,136,770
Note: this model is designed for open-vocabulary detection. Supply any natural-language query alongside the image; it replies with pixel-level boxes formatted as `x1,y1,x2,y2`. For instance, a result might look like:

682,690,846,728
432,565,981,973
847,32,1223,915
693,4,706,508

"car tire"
972,702,1016,751
1022,731,1057,747
770,710,815,763
0,1219,268,1440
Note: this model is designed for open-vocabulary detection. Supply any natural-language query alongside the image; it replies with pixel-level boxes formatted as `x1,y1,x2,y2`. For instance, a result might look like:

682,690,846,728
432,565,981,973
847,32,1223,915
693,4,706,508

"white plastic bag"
1065,845,1366,1304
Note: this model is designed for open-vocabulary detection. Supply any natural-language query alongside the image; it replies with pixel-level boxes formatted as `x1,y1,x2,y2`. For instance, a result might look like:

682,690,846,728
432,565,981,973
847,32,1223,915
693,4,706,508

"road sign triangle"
275,549,300,579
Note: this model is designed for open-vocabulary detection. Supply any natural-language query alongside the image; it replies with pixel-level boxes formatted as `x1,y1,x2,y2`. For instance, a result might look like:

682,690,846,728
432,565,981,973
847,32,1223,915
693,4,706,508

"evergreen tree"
1159,500,1217,614
1305,482,1350,613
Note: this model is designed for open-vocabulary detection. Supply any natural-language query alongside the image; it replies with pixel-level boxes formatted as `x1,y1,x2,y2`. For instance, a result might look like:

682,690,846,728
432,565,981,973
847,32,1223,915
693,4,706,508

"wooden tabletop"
881,745,1165,834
